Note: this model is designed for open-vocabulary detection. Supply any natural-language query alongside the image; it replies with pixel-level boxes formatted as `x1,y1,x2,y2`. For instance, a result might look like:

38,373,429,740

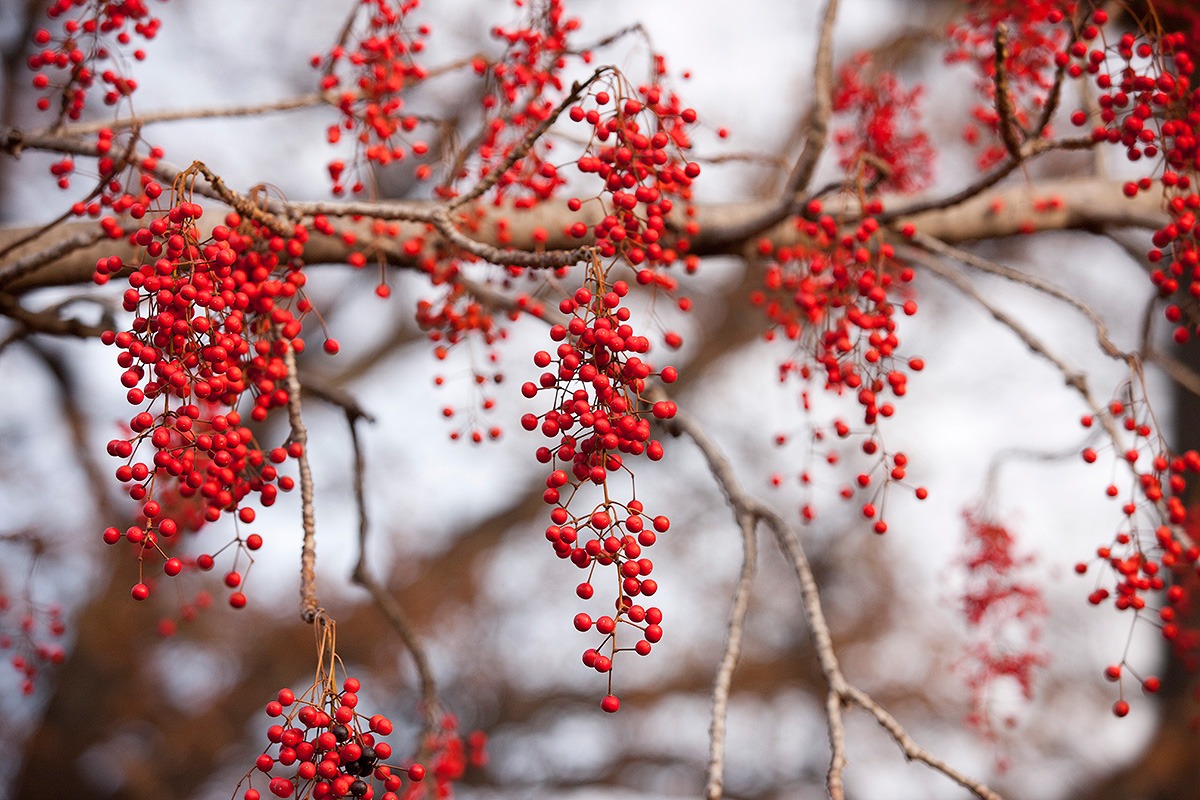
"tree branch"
283,340,320,623
704,510,757,800
657,389,1003,800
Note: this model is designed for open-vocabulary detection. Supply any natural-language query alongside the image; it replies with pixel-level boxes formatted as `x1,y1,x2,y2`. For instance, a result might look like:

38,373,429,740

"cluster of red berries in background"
30,0,160,122
95,194,330,605
832,54,935,194
946,0,1069,168
315,0,432,195
0,590,66,696
521,265,675,709
955,511,1048,745
242,676,425,800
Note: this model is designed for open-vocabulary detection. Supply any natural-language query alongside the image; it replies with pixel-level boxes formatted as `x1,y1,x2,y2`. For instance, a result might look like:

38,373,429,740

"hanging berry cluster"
567,80,702,274
239,621,425,800
1074,394,1200,697
520,258,675,711
30,0,162,122
946,0,1073,168
0,580,66,696
315,0,431,194
1066,6,1200,344
752,205,919,428
95,171,323,605
470,0,581,207
752,204,926,533
831,53,935,195
955,510,1047,744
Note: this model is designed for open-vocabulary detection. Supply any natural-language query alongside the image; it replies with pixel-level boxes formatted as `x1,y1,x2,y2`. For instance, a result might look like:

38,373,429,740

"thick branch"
0,176,1167,294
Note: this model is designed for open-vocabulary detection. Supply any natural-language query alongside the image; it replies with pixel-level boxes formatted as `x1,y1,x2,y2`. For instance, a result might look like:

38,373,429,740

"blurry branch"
283,341,321,623
656,391,1004,800
783,0,840,198
874,133,1094,224
992,25,1025,161
902,245,1102,405
908,231,1130,361
54,54,488,138
704,510,757,800
0,223,114,287
22,339,120,521
981,441,1096,504
1147,348,1200,398
0,291,109,348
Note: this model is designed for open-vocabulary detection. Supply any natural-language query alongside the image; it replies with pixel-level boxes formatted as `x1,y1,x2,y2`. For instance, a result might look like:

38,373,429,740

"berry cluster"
315,0,431,194
95,193,322,603
409,716,487,799
30,0,162,122
955,511,1047,744
1067,11,1200,343
1073,395,1200,712
0,589,66,696
831,54,934,195
470,0,581,206
567,82,701,273
242,676,424,800
520,264,675,709
752,205,919,428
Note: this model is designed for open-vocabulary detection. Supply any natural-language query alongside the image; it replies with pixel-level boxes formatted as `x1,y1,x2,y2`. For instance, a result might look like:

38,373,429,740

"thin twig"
908,232,1129,361
339,405,443,748
448,66,610,211
283,340,320,623
704,511,757,800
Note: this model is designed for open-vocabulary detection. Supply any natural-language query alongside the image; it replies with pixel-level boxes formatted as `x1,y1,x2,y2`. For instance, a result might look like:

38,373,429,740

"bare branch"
783,0,841,198
657,390,1003,800
992,25,1024,161
0,291,108,342
337,401,443,743
908,231,1130,361
283,340,321,623
704,511,757,800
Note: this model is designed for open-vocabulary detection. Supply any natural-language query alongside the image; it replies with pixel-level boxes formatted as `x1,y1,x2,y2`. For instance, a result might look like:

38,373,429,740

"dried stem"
704,511,757,800
283,340,320,623
337,403,443,745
